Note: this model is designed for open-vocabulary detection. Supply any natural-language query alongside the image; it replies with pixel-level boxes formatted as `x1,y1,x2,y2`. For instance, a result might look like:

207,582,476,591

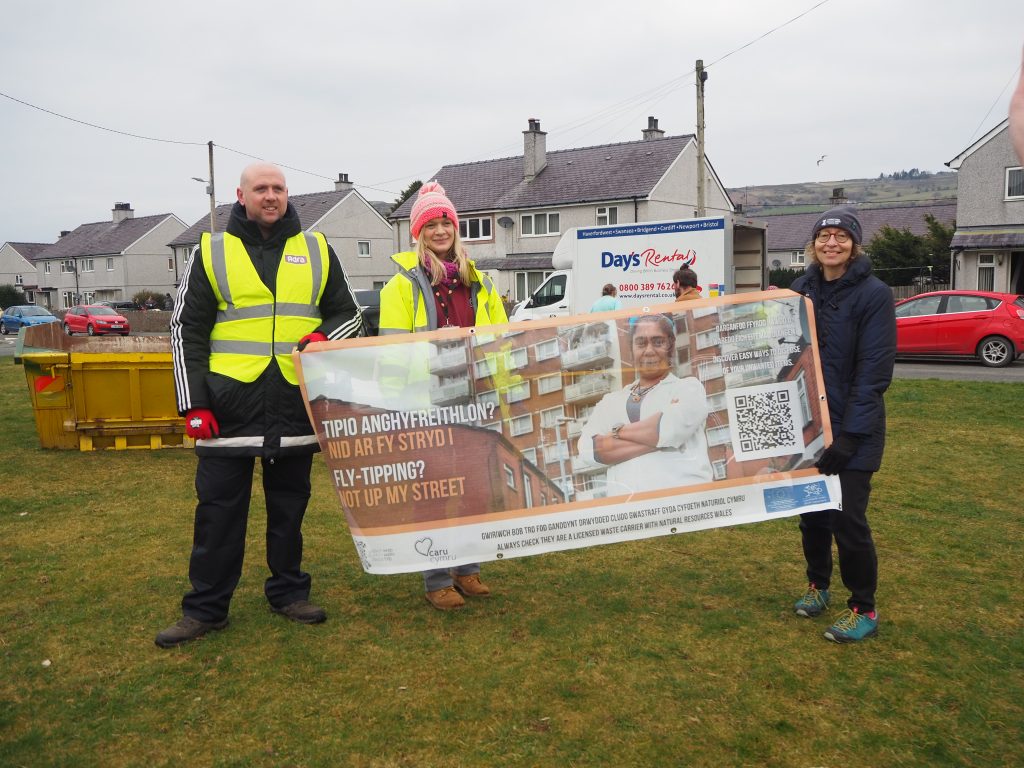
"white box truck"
509,215,767,321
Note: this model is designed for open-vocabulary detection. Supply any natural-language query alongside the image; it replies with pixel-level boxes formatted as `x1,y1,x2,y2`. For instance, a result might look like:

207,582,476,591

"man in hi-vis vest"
157,163,362,648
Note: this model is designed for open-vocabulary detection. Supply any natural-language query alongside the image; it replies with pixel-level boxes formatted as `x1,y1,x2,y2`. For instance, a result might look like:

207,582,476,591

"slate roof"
391,134,697,219
5,242,53,261
950,224,1024,249
168,189,361,247
757,202,958,251
38,214,179,260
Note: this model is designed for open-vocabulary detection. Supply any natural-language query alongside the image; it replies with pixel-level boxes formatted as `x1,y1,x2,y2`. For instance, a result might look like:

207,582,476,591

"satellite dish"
771,259,782,269
497,216,514,229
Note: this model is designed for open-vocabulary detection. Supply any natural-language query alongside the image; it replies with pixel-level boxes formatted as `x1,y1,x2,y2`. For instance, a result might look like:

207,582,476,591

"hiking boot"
271,600,327,624
425,586,465,611
824,608,878,643
154,615,229,648
794,584,830,618
453,573,491,597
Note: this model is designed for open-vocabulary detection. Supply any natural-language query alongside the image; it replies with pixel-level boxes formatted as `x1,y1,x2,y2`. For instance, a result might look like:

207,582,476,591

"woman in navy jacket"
789,207,896,643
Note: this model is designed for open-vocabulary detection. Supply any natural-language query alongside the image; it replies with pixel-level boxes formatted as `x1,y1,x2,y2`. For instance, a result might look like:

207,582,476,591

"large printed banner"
294,289,840,574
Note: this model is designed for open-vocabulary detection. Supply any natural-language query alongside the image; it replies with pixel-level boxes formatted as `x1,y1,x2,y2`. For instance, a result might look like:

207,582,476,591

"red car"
63,304,131,336
894,290,1024,367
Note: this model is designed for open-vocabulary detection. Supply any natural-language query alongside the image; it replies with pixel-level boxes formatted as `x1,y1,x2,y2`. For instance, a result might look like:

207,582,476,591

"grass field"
1,360,1021,767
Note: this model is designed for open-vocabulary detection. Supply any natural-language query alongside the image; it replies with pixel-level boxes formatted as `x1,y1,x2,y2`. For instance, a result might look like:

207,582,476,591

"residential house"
0,241,51,303
945,118,1024,293
390,117,735,302
34,204,186,309
168,174,394,290
756,198,957,280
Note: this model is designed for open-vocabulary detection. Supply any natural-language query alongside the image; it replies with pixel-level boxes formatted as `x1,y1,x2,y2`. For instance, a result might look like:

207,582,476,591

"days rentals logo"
601,247,697,272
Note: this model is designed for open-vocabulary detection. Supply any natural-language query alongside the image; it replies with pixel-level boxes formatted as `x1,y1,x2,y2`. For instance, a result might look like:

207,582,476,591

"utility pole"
695,59,708,218
207,141,217,233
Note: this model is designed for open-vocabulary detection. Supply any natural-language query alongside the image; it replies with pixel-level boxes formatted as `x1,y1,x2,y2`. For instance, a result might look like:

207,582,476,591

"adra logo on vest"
285,254,309,265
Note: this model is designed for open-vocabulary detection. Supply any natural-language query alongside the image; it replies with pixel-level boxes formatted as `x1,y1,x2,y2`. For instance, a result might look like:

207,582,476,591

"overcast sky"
1,0,1021,243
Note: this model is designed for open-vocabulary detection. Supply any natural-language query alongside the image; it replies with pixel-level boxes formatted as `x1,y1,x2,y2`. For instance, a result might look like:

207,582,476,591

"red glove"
185,408,219,440
297,331,328,351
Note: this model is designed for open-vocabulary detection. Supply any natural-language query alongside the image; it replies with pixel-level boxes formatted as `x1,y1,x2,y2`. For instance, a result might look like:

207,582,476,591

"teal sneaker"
794,584,830,618
824,608,878,643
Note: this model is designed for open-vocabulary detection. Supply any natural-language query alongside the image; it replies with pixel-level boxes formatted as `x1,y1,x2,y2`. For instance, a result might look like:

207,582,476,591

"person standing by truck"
378,182,508,611
789,207,895,644
672,267,701,301
590,283,621,312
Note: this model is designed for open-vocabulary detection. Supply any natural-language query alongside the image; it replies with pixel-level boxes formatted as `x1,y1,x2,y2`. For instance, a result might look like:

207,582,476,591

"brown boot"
425,586,465,610
453,573,491,597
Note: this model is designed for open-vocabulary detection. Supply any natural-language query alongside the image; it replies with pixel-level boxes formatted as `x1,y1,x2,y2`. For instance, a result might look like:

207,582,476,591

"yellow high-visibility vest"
200,231,328,384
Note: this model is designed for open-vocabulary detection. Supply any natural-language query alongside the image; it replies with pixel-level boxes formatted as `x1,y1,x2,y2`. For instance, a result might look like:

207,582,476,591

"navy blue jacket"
791,257,896,472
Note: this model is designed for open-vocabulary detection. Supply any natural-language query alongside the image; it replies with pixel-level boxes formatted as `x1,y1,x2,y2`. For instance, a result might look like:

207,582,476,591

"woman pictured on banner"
378,182,508,611
576,314,712,497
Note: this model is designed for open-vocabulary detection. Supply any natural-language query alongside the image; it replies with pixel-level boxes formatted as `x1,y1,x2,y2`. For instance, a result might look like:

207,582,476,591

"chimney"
642,116,665,141
334,172,354,193
59,230,71,238
523,118,547,181
830,187,847,206
112,202,134,224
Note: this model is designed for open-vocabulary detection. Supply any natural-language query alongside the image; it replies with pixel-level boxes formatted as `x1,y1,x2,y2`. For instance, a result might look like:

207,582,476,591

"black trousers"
182,453,314,622
798,470,878,613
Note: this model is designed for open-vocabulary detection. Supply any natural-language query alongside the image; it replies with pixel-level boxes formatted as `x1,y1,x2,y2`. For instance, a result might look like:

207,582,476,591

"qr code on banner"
725,381,805,461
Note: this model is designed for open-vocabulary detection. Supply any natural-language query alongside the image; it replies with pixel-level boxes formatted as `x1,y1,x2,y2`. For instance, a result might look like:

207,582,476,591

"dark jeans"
798,470,878,613
182,453,314,622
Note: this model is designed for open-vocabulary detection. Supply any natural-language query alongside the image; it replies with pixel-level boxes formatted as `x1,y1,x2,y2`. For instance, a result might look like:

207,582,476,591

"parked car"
63,304,131,336
894,290,1024,367
355,289,381,336
96,300,140,312
0,305,59,334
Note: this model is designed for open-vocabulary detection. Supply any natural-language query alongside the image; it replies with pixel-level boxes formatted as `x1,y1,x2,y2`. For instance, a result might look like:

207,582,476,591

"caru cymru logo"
414,537,456,563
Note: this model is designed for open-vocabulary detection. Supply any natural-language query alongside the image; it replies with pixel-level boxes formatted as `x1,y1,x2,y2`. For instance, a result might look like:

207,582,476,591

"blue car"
0,305,60,335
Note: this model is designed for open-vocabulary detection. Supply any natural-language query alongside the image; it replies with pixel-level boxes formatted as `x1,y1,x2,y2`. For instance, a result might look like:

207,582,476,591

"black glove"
815,433,860,475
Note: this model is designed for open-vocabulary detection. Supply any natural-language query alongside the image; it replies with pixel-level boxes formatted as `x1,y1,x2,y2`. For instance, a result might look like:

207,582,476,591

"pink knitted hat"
410,181,459,239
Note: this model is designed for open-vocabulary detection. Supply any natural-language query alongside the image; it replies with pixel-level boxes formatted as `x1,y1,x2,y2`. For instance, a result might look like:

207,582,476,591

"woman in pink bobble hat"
379,182,508,610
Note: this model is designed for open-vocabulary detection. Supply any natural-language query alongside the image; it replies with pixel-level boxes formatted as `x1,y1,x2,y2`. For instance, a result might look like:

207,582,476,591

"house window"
15,274,23,285
521,212,560,237
521,447,538,465
61,290,75,308
106,257,115,271
534,338,559,361
81,259,94,272
537,372,563,395
44,262,51,275
504,464,517,489
167,257,174,271
503,380,531,403
706,425,731,446
791,250,805,266
61,259,75,273
509,414,533,436
1006,167,1024,200
507,347,529,370
696,330,717,349
515,270,553,301
596,206,618,226
459,217,492,241
796,371,812,426
540,406,565,428
358,241,370,257
978,254,995,292
523,475,533,508
478,390,499,410
474,356,498,379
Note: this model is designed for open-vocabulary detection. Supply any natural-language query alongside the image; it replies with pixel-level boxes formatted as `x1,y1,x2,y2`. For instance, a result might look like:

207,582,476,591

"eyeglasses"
815,231,850,244
632,336,670,350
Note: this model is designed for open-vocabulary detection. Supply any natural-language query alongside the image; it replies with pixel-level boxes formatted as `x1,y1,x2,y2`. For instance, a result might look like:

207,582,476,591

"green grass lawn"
1,361,1021,767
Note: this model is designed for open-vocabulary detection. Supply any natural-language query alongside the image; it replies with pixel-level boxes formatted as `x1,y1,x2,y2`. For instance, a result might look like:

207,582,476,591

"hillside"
728,171,957,215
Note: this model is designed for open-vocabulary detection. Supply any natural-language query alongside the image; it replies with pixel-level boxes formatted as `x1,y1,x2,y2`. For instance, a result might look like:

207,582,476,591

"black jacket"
170,202,362,458
791,257,896,472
